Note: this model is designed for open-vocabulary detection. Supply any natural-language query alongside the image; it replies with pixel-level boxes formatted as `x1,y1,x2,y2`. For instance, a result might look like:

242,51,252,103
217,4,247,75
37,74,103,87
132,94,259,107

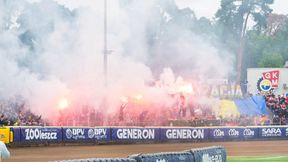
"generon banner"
111,128,160,140
160,128,208,141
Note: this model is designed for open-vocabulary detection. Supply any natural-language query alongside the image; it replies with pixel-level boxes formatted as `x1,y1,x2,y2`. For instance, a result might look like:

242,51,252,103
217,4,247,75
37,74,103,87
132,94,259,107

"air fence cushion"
54,158,137,162
129,151,194,162
189,146,226,162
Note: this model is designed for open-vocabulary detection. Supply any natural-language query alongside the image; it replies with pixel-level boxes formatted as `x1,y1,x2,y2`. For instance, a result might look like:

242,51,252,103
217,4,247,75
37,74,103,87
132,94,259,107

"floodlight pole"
103,0,108,87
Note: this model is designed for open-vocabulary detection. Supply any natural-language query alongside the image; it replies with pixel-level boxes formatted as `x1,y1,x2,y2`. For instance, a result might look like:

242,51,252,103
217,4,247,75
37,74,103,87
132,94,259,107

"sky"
175,0,288,19
51,0,288,19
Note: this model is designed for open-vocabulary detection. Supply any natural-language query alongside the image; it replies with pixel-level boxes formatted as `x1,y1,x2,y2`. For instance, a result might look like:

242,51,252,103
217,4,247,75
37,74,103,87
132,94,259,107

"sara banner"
21,127,62,142
111,128,160,140
259,127,286,138
63,128,110,141
160,128,208,141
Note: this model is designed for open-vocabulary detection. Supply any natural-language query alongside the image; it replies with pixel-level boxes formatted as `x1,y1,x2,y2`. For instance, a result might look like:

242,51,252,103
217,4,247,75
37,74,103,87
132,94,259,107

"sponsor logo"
258,79,272,91
243,129,255,137
228,129,239,137
25,129,57,140
285,128,288,136
262,128,282,137
202,154,223,162
166,129,205,139
0,134,5,139
88,128,107,139
257,70,279,92
66,129,73,139
116,129,155,139
156,159,166,162
65,128,85,140
213,129,224,137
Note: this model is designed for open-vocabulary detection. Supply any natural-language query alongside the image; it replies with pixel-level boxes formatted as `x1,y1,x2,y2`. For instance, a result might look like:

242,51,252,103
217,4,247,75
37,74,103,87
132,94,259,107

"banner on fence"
21,127,62,142
111,128,160,140
242,128,258,139
11,127,21,143
209,128,226,140
209,127,259,140
160,128,208,140
0,127,11,143
63,128,110,141
259,127,285,138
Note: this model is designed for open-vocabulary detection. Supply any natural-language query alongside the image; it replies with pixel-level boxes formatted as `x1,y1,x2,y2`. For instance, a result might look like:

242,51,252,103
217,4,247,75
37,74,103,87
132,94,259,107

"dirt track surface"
6,140,288,162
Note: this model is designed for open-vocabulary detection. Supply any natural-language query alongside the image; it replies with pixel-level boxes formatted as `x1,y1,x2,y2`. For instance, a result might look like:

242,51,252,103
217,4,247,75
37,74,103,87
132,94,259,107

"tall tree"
265,14,287,36
215,0,273,83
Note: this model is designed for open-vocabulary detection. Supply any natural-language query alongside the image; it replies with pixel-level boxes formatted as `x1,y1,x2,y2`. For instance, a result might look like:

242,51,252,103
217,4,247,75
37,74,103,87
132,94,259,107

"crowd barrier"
0,126,288,144
129,151,194,162
55,158,137,162
53,146,226,162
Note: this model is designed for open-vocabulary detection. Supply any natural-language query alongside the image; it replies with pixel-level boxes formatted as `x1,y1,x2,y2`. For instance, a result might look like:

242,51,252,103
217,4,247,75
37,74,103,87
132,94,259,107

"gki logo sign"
263,70,279,88
257,70,279,92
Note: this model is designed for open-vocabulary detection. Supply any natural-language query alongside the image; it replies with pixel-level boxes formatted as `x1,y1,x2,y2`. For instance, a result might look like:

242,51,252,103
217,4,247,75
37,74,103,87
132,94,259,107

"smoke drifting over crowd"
0,0,233,124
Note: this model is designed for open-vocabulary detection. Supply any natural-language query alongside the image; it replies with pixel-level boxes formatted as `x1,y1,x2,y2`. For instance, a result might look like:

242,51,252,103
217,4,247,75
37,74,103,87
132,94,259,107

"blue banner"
284,127,288,138
226,128,242,139
259,127,285,138
209,128,259,140
209,128,226,140
11,127,21,143
21,127,62,142
241,128,258,139
111,128,160,140
63,128,110,141
160,128,208,141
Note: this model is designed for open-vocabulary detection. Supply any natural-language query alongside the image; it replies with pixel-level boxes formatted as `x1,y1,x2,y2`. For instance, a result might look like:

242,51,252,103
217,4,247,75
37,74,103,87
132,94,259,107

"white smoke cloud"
0,0,233,124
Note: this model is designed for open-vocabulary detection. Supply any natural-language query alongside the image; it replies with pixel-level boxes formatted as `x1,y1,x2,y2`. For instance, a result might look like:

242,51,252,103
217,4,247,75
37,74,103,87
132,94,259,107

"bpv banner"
63,128,110,141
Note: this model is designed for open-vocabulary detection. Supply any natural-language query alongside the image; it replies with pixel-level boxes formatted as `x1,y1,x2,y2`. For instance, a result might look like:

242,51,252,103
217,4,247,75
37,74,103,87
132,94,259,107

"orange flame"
58,98,68,110
179,83,194,94
121,97,129,103
134,94,143,100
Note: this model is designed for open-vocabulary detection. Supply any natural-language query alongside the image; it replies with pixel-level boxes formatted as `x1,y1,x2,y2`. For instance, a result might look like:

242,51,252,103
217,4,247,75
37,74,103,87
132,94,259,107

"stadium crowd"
0,98,44,126
264,91,288,125
1,91,288,127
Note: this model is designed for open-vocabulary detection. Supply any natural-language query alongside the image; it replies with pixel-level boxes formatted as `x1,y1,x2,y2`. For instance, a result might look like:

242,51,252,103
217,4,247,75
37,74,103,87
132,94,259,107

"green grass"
228,156,288,162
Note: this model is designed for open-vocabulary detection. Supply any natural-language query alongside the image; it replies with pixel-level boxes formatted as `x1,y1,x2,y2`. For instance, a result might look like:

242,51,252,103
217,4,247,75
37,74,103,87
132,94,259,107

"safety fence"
0,126,288,144
53,146,226,162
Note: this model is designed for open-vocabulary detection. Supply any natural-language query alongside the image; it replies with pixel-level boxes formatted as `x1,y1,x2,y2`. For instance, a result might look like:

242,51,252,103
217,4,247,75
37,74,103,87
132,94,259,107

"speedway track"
6,140,288,162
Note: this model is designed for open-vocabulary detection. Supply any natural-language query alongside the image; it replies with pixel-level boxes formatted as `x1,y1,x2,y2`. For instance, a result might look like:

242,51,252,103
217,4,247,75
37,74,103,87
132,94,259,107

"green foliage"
228,156,288,162
258,50,284,67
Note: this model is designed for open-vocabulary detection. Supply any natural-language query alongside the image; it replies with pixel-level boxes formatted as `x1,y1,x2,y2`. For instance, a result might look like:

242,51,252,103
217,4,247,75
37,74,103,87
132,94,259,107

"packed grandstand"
0,90,287,127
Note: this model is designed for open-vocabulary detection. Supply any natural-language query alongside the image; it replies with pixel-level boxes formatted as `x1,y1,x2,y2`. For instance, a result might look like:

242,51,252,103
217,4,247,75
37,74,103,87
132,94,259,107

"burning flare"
58,98,68,110
178,83,194,94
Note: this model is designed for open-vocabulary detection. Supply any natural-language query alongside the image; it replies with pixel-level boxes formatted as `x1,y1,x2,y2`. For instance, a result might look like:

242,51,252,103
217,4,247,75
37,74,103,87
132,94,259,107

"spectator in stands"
0,114,7,126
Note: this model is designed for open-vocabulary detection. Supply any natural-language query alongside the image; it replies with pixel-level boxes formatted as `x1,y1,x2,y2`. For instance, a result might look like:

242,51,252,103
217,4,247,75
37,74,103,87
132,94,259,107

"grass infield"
228,156,288,162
